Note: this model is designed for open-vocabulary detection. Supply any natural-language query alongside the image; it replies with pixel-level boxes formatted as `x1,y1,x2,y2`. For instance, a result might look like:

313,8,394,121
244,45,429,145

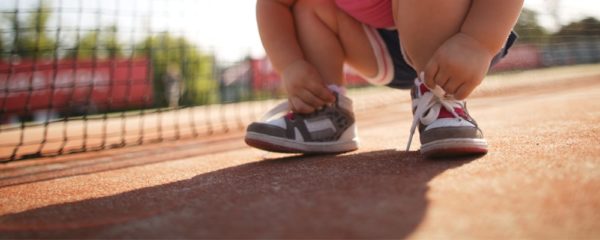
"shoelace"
259,101,332,122
406,77,464,151
260,92,340,122
259,102,290,122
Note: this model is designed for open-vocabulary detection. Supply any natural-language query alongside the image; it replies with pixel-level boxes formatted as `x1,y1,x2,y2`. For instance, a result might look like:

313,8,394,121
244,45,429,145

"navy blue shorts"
361,25,518,89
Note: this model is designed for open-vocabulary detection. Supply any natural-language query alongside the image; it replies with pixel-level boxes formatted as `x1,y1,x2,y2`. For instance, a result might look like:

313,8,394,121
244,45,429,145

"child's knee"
293,0,318,14
293,0,335,17
293,0,342,30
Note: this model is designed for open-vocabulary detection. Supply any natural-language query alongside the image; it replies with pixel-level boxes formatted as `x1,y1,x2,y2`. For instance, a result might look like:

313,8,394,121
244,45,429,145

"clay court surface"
0,65,599,238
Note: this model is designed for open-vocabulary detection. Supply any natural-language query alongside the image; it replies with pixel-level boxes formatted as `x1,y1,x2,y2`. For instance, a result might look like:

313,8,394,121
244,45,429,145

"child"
245,0,522,157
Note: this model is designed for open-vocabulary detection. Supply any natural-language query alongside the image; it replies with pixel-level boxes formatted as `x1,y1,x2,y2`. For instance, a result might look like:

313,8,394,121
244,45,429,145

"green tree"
9,1,56,59
68,25,123,59
552,17,600,42
514,8,550,45
137,33,217,107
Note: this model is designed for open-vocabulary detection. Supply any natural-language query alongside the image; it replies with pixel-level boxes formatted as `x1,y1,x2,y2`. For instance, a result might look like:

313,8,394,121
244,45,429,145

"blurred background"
0,0,599,161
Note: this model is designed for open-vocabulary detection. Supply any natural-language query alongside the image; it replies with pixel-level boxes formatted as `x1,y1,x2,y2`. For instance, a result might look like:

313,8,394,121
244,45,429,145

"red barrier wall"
0,58,153,117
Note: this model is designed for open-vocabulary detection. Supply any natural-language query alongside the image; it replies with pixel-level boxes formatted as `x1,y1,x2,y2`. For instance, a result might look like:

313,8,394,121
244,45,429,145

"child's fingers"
423,61,439,89
289,96,315,114
454,82,474,100
307,82,335,103
298,90,326,109
441,79,463,95
434,68,450,91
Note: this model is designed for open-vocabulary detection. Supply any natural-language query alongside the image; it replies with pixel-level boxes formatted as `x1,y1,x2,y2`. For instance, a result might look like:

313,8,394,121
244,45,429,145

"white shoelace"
259,102,290,122
406,77,464,151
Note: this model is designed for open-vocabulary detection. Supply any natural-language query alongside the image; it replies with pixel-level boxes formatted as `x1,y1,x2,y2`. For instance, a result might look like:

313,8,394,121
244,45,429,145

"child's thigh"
391,0,471,70
294,0,378,77
334,11,379,77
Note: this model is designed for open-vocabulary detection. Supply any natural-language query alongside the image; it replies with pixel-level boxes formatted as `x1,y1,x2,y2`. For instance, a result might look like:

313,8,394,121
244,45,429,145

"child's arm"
256,0,335,113
424,0,523,100
461,0,524,55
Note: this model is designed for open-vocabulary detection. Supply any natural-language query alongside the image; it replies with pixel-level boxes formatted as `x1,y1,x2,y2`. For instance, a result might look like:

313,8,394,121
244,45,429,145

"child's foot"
407,78,488,158
245,93,358,154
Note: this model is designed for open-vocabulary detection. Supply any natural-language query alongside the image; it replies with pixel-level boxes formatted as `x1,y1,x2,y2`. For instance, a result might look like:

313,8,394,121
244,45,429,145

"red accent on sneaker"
438,107,468,119
285,112,295,120
454,107,466,118
416,81,469,120
419,84,430,95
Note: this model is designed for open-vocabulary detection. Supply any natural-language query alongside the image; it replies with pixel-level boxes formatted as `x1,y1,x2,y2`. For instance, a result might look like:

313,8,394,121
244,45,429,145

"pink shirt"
335,0,395,28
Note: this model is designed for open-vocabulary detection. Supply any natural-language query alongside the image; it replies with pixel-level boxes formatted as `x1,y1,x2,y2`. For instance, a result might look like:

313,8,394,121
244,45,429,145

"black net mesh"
1,0,599,162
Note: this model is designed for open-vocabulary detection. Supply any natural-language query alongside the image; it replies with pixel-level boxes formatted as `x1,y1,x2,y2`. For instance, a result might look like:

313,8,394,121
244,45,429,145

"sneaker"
407,76,488,158
245,93,358,154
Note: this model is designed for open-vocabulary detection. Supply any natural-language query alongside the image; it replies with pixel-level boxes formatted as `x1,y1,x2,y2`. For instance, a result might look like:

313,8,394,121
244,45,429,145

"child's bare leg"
393,0,509,157
292,0,378,87
391,0,470,72
245,0,373,154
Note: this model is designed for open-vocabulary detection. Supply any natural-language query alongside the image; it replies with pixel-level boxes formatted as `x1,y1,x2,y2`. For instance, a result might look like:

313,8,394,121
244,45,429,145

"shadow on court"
0,150,481,238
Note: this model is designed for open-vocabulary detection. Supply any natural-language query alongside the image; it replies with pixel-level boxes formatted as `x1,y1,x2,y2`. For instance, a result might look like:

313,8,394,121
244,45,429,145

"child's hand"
423,33,495,100
282,60,336,114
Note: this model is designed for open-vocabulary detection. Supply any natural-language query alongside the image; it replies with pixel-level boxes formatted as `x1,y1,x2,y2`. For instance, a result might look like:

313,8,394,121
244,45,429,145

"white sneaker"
245,93,359,154
408,77,488,158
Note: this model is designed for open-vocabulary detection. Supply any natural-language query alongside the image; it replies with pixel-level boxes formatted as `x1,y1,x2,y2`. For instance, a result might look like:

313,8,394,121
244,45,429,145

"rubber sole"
245,132,359,154
420,138,488,158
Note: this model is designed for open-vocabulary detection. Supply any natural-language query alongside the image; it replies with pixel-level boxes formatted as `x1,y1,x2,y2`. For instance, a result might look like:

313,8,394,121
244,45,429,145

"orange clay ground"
0,65,599,238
